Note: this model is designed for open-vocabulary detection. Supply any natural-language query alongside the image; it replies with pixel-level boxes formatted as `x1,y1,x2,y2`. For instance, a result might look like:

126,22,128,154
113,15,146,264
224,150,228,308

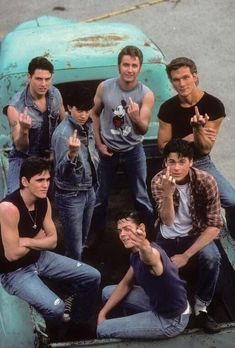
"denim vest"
52,114,98,192
6,85,62,158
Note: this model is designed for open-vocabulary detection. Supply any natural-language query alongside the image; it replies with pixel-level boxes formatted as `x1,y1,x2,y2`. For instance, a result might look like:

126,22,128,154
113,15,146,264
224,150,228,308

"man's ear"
21,176,29,188
67,105,72,112
189,159,193,167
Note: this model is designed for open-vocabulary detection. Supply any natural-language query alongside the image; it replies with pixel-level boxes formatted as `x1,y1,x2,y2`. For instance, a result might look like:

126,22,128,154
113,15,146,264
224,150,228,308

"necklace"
28,208,37,230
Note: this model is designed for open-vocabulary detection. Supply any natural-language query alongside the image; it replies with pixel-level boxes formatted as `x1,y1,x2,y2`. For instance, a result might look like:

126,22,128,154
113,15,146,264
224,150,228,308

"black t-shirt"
0,190,47,273
158,92,226,158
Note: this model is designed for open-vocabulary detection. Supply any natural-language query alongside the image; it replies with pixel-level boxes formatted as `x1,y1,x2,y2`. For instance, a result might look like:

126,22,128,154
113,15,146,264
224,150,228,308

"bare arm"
91,82,112,157
0,202,32,261
129,228,163,276
127,90,155,135
152,167,176,225
97,267,134,324
157,120,172,152
191,106,223,154
7,106,32,152
171,226,219,268
19,198,57,250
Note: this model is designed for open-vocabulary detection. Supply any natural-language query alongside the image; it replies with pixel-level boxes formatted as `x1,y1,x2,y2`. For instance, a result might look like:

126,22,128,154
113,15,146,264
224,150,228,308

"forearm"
182,227,219,259
159,195,175,225
131,116,149,134
193,127,213,154
99,282,132,317
20,235,57,250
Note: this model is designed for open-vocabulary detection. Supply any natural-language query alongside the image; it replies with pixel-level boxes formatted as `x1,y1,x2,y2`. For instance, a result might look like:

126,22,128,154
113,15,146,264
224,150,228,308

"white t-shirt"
160,183,193,239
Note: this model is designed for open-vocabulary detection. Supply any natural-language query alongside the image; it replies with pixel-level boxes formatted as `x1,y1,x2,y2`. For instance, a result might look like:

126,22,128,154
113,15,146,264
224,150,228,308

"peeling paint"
73,35,128,48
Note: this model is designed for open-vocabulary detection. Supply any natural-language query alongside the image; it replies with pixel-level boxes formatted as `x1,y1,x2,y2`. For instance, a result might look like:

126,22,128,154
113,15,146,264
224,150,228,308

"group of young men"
0,44,235,342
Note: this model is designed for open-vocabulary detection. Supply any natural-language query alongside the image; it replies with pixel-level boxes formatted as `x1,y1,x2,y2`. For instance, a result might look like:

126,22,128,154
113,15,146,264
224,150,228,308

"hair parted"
166,57,197,80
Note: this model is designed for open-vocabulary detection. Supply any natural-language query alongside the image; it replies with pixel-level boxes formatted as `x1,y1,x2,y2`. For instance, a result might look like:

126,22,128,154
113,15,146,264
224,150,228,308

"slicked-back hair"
166,57,197,80
118,45,143,66
163,138,194,160
28,56,54,75
20,157,51,189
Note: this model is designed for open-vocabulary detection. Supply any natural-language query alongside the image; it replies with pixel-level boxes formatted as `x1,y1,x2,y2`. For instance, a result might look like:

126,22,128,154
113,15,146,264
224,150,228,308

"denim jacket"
52,114,98,192
5,85,62,158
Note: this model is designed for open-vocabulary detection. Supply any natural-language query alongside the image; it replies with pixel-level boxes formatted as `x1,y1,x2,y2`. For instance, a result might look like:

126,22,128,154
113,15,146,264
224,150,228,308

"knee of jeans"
199,248,221,270
44,298,65,321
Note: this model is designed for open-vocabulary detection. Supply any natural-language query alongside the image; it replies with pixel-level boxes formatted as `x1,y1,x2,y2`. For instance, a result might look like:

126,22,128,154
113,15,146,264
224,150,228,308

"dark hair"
115,210,145,226
118,45,143,66
163,138,194,160
66,87,94,111
20,157,51,188
28,56,54,75
166,57,197,80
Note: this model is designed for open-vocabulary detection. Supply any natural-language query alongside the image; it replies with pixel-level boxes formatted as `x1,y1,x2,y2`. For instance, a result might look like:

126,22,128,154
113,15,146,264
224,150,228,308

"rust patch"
73,35,128,48
148,57,161,63
144,41,151,47
66,63,73,69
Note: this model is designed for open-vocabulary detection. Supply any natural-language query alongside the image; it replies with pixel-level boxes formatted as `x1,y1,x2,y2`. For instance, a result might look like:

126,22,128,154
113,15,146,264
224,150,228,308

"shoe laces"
63,295,74,322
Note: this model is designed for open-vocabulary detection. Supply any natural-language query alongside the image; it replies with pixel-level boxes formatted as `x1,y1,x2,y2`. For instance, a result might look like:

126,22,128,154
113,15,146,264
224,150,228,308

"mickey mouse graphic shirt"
100,78,150,152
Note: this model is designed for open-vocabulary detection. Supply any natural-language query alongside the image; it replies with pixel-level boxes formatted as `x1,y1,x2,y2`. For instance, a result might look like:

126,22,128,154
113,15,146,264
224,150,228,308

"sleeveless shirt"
0,190,47,273
100,78,150,152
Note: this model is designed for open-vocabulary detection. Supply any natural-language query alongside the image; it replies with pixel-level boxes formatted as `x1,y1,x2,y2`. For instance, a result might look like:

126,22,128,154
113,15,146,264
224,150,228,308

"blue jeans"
91,143,154,237
0,251,100,328
194,155,235,239
55,188,96,260
7,156,25,194
156,233,221,305
97,285,189,339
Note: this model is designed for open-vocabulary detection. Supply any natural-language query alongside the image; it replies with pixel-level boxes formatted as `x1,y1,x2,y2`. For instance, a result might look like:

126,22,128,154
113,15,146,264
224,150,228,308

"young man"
4,56,65,194
90,45,155,243
97,210,190,339
157,57,235,239
52,88,98,260
151,138,223,334
0,157,100,341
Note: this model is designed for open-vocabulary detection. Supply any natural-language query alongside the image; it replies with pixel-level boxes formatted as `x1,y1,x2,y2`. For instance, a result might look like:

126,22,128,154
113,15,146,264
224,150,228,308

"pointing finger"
129,97,133,105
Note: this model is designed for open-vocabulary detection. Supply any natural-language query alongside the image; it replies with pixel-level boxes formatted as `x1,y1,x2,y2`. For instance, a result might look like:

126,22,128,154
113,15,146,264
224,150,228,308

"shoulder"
200,92,225,115
190,167,218,188
49,86,63,100
0,201,19,221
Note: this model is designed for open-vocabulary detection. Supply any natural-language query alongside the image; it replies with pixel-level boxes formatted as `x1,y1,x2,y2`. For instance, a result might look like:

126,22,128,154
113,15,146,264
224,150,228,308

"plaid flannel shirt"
151,167,223,236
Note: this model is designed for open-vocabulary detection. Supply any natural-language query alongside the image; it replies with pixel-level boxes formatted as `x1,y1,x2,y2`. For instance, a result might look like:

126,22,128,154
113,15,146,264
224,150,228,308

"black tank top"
0,190,47,273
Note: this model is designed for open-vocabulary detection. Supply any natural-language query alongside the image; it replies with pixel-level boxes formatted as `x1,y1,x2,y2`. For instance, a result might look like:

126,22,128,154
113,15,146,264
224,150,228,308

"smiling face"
22,170,51,199
170,66,198,98
117,217,145,250
118,55,141,86
166,152,193,184
28,69,52,98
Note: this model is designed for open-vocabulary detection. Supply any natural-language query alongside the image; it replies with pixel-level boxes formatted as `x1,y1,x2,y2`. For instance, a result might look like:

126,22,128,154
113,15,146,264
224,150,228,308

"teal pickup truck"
0,15,172,200
1,15,235,348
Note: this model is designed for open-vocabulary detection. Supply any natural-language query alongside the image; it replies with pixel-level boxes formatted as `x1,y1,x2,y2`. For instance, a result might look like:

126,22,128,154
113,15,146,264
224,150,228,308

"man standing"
157,57,235,239
97,210,190,339
4,56,65,193
90,45,155,242
151,138,223,334
52,88,98,260
0,157,100,341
